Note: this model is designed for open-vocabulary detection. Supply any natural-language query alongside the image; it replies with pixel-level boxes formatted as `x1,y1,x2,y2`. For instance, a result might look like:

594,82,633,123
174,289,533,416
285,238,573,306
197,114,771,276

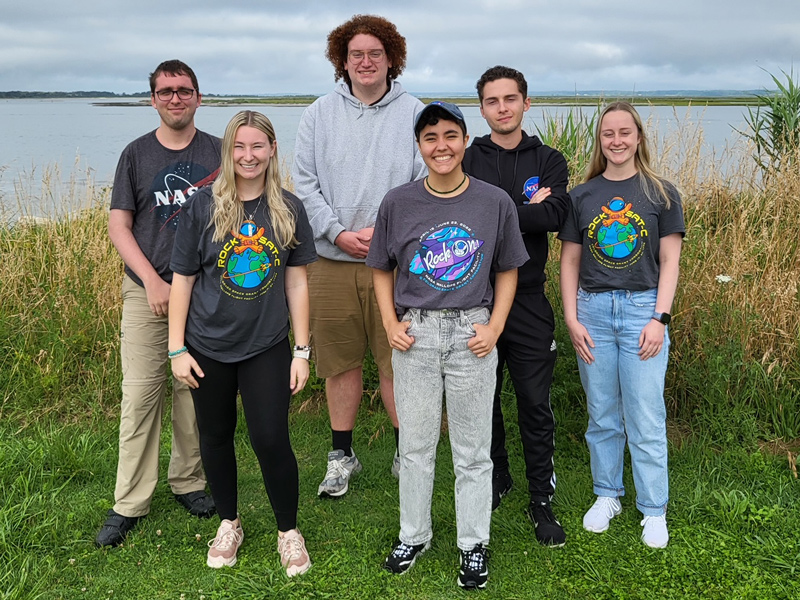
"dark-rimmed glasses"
154,88,196,101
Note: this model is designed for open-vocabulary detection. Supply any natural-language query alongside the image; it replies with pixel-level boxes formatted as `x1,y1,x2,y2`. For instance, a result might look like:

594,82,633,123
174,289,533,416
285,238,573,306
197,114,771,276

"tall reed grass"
0,165,121,425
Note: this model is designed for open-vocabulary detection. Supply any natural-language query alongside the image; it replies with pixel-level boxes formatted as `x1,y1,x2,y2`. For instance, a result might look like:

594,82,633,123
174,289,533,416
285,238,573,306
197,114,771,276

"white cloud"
0,1,798,93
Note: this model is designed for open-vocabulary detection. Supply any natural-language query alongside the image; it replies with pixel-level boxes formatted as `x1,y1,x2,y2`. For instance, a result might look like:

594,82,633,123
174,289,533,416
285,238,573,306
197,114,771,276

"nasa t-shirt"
110,130,221,286
558,173,684,293
366,178,529,314
170,187,317,362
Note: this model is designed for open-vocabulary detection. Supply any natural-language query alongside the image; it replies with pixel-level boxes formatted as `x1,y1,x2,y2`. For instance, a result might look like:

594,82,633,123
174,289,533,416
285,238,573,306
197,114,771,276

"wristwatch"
652,312,671,325
293,345,311,360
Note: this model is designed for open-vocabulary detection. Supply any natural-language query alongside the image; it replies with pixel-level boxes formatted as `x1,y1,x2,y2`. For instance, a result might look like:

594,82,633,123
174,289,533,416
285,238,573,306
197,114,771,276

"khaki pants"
113,275,206,517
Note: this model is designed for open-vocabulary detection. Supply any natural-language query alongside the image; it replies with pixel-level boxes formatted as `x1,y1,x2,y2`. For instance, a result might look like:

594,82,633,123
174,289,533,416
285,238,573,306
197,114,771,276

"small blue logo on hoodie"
523,176,540,202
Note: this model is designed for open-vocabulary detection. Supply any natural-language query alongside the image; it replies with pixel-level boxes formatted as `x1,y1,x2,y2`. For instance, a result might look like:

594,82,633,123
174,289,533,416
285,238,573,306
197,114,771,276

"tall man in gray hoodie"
293,15,425,498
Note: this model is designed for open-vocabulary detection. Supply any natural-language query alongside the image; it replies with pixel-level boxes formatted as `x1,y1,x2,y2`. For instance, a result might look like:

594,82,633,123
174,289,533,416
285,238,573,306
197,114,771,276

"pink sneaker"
278,529,311,576
207,518,243,568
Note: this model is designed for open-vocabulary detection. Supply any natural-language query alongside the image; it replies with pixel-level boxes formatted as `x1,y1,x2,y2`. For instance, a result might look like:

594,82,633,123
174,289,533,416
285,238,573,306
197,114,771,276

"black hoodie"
463,131,570,293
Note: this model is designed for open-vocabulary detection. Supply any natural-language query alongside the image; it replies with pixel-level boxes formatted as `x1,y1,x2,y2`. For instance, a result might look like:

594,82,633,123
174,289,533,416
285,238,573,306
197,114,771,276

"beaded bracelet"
168,346,188,359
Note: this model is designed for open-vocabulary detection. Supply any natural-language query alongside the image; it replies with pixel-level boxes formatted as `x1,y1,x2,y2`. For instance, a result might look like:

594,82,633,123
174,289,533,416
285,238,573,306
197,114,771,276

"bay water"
0,98,752,216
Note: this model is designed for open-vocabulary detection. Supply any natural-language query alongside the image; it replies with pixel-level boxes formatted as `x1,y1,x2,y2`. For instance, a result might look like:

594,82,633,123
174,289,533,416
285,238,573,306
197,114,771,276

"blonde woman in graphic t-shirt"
559,101,684,549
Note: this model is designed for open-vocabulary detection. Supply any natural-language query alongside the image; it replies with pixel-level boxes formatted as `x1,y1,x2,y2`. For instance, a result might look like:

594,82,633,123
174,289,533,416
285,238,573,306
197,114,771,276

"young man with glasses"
462,66,570,547
293,15,425,498
96,59,221,548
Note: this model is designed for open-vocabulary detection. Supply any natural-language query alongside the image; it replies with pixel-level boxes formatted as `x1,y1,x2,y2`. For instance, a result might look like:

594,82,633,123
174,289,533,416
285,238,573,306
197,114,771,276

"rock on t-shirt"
110,130,221,285
170,187,317,362
366,178,529,314
558,173,685,293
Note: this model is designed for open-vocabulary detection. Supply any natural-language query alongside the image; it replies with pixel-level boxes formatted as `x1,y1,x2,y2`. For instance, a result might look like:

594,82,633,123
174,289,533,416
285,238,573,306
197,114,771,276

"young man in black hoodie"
462,65,569,547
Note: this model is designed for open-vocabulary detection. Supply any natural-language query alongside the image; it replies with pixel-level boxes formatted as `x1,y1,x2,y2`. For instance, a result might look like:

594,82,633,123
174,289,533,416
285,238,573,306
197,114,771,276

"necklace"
425,174,467,195
244,197,263,221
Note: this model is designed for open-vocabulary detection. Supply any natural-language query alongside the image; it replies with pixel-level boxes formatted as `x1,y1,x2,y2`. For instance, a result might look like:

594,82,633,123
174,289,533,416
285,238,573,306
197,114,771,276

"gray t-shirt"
366,178,529,314
110,129,221,285
170,187,317,362
558,173,685,293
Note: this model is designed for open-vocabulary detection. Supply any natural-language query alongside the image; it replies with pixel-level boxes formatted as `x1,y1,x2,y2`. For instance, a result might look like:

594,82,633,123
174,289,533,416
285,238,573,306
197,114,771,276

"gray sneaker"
391,451,400,479
317,449,362,498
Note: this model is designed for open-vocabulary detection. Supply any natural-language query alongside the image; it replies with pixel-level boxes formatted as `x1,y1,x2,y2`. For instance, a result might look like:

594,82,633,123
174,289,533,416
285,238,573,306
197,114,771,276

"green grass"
2,388,799,600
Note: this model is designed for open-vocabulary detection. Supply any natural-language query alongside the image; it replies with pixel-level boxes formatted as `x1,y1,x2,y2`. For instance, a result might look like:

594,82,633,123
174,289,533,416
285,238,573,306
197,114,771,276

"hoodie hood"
333,80,408,117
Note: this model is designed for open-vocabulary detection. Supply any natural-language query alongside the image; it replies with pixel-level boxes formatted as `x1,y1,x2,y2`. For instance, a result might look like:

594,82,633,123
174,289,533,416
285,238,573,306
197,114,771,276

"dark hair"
325,15,407,85
476,65,527,102
414,105,467,141
149,60,199,94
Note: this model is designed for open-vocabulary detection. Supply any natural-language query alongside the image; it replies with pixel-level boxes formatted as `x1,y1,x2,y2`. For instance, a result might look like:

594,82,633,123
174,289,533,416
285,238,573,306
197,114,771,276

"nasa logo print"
523,176,539,203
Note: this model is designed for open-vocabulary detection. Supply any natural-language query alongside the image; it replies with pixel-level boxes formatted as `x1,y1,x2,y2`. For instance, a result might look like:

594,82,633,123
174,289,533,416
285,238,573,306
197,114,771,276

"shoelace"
209,525,241,551
594,497,620,519
323,458,350,481
391,543,416,559
462,548,487,571
279,534,305,562
640,515,665,527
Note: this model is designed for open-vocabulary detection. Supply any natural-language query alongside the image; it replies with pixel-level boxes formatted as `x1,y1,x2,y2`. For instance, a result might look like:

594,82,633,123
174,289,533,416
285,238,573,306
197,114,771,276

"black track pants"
491,293,557,500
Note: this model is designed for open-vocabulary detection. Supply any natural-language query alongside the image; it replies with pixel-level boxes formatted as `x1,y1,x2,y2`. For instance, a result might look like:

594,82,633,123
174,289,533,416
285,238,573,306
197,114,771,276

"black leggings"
187,338,298,531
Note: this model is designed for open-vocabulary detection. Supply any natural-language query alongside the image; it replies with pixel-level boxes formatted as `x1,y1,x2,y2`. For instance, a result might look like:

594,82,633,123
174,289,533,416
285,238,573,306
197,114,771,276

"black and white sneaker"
458,544,489,589
384,539,430,574
527,500,566,547
491,471,513,511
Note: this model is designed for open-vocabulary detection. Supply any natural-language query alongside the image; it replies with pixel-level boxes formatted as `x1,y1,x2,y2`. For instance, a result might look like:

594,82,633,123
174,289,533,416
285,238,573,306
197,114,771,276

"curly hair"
325,15,407,84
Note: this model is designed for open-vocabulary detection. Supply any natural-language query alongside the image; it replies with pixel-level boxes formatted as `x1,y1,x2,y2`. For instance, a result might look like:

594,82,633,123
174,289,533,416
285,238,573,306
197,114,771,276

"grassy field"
2,113,800,598
3,395,799,600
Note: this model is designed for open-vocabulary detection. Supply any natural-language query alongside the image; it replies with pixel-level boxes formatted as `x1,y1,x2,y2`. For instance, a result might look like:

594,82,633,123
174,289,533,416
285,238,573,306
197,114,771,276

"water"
0,98,752,213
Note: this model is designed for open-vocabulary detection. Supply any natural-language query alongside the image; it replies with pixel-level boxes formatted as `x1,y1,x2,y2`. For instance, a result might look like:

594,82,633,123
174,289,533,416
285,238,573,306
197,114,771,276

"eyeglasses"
347,50,386,64
154,88,196,101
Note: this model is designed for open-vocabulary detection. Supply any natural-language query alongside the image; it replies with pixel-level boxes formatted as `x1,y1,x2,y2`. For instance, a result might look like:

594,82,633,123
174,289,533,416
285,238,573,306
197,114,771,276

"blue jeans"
576,288,669,517
393,307,497,551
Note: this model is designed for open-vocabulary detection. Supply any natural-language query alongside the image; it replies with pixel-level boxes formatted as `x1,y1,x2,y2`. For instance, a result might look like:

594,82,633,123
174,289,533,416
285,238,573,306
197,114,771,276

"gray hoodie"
292,81,426,261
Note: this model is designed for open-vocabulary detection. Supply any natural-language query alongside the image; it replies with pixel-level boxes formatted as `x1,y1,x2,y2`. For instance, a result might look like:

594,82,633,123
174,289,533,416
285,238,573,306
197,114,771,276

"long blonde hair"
584,101,672,208
210,110,298,248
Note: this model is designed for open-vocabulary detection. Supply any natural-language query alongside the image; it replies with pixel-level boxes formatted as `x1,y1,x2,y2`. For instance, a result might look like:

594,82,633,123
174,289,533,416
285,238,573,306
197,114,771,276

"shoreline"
91,95,760,108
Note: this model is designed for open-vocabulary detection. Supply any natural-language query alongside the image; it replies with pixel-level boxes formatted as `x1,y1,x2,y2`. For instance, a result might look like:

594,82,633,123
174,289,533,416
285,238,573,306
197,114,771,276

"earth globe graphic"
596,199,638,259
227,249,270,288
225,222,270,288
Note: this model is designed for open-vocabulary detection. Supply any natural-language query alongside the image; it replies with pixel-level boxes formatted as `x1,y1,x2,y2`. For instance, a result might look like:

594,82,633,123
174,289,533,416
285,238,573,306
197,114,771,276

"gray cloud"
1,1,798,94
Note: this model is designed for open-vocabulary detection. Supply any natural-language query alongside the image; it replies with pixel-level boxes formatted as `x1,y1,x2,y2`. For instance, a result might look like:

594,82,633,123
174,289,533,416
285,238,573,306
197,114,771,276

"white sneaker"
583,496,622,533
641,515,669,548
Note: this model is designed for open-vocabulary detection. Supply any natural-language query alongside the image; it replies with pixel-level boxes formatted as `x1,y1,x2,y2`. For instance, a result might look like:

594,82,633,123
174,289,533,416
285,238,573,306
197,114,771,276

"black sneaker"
384,540,431,574
527,500,566,547
491,471,513,511
174,490,216,518
95,509,142,548
458,544,489,589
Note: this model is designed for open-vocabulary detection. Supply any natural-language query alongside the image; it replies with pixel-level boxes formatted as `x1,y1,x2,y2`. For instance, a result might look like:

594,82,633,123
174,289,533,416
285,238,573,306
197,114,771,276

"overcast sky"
1,1,798,95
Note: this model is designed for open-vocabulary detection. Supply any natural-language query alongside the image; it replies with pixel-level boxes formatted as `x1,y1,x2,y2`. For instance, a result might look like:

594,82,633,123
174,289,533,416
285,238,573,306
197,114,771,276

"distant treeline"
0,91,151,99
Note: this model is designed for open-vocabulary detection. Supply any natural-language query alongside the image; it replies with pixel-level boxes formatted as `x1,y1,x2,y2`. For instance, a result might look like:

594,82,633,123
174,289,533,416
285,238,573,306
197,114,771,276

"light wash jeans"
576,288,669,517
393,307,497,551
